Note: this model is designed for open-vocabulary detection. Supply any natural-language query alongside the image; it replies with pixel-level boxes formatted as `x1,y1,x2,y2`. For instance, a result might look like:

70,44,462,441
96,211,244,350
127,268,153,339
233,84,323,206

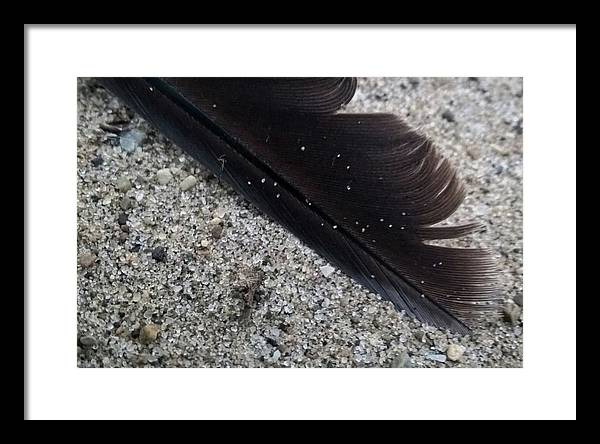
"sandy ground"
77,77,523,368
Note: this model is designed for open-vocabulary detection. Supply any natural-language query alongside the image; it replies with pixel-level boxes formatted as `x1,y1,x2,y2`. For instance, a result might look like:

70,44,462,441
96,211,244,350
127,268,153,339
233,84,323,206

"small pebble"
391,351,411,368
320,265,335,278
117,212,128,226
156,168,173,185
116,176,132,192
408,77,420,88
152,246,167,262
139,324,160,345
120,196,133,210
504,302,522,325
200,239,210,248
91,156,104,167
180,175,198,191
441,110,455,123
79,336,96,347
79,252,96,268
513,119,523,135
513,294,523,307
414,330,428,343
426,353,447,363
211,224,223,239
119,129,145,153
446,344,466,362
213,207,227,219
467,148,481,160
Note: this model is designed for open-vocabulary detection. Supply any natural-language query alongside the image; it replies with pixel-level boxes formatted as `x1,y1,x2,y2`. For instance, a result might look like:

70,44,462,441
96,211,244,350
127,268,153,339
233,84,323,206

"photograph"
76,77,523,368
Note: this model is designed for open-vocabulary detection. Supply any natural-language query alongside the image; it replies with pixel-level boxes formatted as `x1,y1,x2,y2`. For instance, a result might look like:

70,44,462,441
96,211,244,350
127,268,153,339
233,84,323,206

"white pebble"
119,129,145,153
320,265,335,278
180,175,197,191
446,344,466,362
156,168,173,185
116,176,132,192
213,207,227,219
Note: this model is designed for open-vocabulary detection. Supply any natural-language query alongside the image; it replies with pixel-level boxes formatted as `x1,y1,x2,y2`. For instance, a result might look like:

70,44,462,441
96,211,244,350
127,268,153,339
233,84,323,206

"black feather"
98,77,501,333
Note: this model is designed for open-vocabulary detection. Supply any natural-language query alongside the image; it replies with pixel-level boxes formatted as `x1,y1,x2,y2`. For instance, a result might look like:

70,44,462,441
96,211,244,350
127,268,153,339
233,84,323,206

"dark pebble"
130,243,141,252
79,336,96,347
152,246,167,262
513,118,523,135
120,196,133,210
117,213,128,225
131,328,140,339
121,224,130,233
91,156,104,167
468,77,479,83
211,224,223,239
441,110,456,123
408,78,420,88
513,294,523,307
414,330,428,343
